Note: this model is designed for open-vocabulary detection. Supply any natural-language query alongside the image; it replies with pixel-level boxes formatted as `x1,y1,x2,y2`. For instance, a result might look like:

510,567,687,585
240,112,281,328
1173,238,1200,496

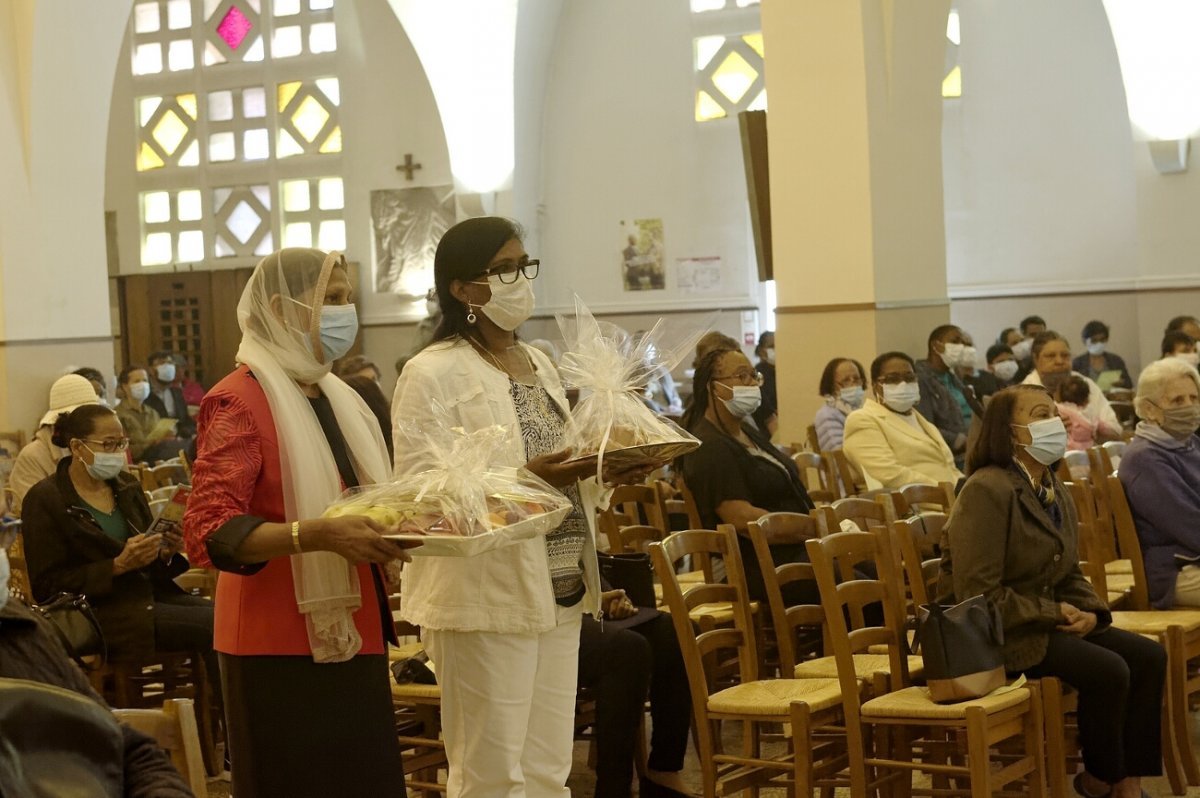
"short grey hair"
1134,357,1200,417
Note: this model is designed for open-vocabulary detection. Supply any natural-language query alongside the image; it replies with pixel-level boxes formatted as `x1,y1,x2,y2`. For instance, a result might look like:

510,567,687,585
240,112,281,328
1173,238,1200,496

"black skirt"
220,652,405,797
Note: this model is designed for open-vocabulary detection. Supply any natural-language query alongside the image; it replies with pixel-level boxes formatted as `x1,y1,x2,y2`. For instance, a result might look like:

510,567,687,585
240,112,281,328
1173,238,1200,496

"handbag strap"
34,594,107,671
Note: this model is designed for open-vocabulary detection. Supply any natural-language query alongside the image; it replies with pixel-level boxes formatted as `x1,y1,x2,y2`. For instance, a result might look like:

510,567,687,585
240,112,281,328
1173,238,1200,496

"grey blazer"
936,465,1110,671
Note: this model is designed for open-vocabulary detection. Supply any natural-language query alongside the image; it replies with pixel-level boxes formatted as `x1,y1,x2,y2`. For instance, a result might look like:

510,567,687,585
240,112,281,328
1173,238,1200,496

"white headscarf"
236,248,391,663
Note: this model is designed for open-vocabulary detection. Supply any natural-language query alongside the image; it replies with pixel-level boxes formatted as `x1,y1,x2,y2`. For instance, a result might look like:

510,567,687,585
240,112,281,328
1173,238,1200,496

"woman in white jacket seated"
1022,330,1122,441
843,351,964,489
392,217,644,798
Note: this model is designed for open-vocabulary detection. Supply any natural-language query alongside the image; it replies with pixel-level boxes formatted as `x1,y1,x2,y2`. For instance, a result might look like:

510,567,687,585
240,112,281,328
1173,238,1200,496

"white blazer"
843,398,964,489
390,338,601,633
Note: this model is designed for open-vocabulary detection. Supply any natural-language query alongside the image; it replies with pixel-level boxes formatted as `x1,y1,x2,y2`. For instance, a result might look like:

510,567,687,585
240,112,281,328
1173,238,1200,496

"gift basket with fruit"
556,297,710,479
323,422,571,557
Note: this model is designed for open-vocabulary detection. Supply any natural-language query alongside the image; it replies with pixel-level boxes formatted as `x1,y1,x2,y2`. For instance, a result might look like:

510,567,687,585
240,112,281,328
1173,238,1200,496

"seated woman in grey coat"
938,384,1166,798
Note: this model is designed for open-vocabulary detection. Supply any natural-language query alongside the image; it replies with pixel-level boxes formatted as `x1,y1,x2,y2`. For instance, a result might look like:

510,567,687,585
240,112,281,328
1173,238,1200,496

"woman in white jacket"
393,217,629,798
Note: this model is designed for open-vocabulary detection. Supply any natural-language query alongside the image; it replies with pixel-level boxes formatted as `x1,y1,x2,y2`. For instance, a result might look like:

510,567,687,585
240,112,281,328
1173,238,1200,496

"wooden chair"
657,479,701,531
1101,439,1127,469
791,451,835,504
749,516,923,689
649,526,847,796
806,528,1046,798
149,486,178,502
814,494,897,536
1103,475,1151,611
148,462,190,490
889,513,948,611
113,698,207,797
597,483,667,554
174,567,218,598
388,610,447,796
1067,481,1132,607
887,481,956,517
821,449,862,498
1058,450,1091,483
1108,401,1137,429
1104,388,1134,403
805,423,821,453
5,530,33,605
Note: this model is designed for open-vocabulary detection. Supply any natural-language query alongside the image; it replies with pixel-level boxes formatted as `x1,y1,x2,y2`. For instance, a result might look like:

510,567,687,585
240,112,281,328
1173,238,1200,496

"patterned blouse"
509,379,587,606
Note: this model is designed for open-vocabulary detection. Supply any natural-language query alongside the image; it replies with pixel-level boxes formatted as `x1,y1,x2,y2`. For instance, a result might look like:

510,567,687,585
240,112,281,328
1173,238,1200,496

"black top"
144,385,196,437
753,360,778,434
309,393,359,491
681,416,814,530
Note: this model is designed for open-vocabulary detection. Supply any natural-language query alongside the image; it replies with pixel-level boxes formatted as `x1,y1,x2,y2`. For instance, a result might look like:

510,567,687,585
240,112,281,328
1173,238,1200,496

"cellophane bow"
556,296,709,481
325,413,570,539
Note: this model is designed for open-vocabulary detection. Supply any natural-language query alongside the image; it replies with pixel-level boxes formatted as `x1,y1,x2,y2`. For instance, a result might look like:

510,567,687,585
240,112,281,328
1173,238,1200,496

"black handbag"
913,595,1006,703
33,593,106,668
390,649,437,686
597,551,657,609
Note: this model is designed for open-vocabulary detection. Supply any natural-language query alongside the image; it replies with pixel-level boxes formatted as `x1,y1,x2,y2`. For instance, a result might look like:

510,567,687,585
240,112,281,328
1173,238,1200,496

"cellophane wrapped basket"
556,297,709,477
323,422,571,557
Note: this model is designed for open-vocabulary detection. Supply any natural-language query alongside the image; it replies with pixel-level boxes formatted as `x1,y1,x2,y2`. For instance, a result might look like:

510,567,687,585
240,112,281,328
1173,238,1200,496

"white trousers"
424,605,583,798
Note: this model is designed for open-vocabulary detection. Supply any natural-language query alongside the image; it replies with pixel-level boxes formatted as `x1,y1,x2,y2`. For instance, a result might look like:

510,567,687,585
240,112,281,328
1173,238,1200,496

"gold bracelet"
291,521,303,553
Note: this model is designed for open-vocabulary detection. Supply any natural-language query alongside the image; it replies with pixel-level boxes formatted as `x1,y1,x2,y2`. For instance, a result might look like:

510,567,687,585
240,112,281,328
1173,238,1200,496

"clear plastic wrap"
556,297,710,477
323,422,571,557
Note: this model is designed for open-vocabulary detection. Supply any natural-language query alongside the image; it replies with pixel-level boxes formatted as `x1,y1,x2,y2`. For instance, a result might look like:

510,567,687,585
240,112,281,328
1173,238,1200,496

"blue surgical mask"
317,304,359,362
718,385,762,418
838,386,865,409
83,445,126,481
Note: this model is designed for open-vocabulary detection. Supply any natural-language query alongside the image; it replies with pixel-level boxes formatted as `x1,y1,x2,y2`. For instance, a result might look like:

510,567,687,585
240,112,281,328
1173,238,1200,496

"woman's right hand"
113,533,162,575
525,449,596,487
303,516,417,565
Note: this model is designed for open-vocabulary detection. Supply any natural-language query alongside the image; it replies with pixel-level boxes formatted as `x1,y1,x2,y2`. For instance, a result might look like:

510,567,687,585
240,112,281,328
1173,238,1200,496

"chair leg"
1025,681,1047,798
1159,632,1187,795
790,702,813,798
1041,678,1067,798
965,708,992,798
1165,627,1200,786
696,718,718,798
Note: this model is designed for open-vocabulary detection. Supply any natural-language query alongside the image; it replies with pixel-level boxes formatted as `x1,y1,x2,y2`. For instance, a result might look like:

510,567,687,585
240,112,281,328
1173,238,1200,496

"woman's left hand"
602,463,657,487
1057,605,1097,636
159,529,184,559
601,589,638,620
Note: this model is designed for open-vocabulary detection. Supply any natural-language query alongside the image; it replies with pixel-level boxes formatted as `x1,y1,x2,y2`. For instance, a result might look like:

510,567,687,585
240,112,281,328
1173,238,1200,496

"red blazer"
183,366,386,656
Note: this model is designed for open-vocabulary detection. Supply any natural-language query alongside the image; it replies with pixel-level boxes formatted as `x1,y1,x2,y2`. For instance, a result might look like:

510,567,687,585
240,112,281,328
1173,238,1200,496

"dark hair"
1080,321,1109,342
754,331,774,358
1019,315,1046,335
395,353,413,377
1166,315,1199,334
680,348,741,433
818,357,867,396
926,324,959,351
986,343,1013,364
997,327,1018,345
337,355,379,380
147,351,174,367
431,217,525,344
50,405,117,448
118,365,147,385
1058,375,1090,406
966,384,1053,475
869,351,915,382
1029,330,1068,362
693,331,739,369
342,375,394,460
72,367,103,384
1162,330,1195,356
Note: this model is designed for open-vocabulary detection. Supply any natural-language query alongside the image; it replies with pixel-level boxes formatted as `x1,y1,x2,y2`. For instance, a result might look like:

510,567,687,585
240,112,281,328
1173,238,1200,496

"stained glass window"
140,189,205,265
280,177,345,250
214,185,274,257
694,32,766,122
276,78,341,157
131,0,194,75
271,0,337,59
136,93,200,170
943,8,962,99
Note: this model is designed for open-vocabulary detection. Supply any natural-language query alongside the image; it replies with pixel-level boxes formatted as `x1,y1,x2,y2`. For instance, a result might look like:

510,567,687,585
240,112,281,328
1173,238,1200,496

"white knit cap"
39,374,100,427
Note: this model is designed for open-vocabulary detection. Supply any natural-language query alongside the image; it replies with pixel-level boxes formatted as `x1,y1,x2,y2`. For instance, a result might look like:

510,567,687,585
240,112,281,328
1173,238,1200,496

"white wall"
535,0,761,318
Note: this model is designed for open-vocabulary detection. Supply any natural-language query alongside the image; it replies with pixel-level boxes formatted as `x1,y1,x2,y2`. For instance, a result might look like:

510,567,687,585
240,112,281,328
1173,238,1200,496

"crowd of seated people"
8,244,1200,798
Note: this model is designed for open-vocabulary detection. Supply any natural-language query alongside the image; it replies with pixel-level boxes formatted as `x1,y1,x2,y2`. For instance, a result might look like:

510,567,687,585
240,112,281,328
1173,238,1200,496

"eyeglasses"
876,374,918,385
82,438,130,453
477,258,540,285
714,371,764,387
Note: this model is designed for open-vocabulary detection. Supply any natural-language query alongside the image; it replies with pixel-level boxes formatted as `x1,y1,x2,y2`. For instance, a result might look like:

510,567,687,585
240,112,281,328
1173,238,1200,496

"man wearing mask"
915,325,981,469
144,352,196,438
842,351,963,490
1012,315,1047,382
985,344,1021,388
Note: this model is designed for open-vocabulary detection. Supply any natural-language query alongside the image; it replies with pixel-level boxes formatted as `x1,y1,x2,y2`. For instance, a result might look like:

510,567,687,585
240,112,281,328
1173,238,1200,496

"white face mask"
838,385,865,409
477,276,535,331
764,348,776,365
941,342,966,368
1014,416,1068,466
881,382,920,413
1175,352,1200,368
993,360,1020,382
155,363,176,383
959,345,977,370
129,381,151,402
1086,340,1106,357
425,298,439,318
717,384,762,418
1011,338,1034,361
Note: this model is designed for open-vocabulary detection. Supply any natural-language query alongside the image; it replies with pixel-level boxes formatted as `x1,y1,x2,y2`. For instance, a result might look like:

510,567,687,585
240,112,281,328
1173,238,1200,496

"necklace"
469,337,536,384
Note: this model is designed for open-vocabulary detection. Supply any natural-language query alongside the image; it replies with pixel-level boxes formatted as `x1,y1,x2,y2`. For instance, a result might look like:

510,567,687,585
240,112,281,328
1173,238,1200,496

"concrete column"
762,0,952,446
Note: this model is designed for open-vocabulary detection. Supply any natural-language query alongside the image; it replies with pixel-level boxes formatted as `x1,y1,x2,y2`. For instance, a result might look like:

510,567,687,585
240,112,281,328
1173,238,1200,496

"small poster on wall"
371,185,455,298
676,256,723,294
620,218,665,291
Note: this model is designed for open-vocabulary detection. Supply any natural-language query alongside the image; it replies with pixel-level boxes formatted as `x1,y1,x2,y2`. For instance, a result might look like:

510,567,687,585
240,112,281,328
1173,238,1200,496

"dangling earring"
466,305,478,325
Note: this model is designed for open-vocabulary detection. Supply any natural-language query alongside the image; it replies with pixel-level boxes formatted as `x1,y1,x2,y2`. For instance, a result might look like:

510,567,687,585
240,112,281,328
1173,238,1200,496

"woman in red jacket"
183,248,412,797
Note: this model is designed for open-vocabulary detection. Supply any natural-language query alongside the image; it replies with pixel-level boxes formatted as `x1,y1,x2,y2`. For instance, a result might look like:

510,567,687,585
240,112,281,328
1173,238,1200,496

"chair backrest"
598,483,667,553
747,515,823,674
806,424,822,453
887,482,955,517
821,450,860,498
1101,440,1127,470
173,567,217,598
6,531,32,605
805,529,909,713
889,513,948,610
656,479,702,531
1060,450,1091,483
1108,401,1136,429
149,463,189,489
1105,388,1134,403
112,699,207,797
1105,474,1151,610
649,527,758,698
815,495,897,536
1065,481,1116,600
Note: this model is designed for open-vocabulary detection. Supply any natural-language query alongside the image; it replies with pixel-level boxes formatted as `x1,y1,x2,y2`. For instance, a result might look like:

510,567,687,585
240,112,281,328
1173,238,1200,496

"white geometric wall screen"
693,33,766,122
127,0,342,269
